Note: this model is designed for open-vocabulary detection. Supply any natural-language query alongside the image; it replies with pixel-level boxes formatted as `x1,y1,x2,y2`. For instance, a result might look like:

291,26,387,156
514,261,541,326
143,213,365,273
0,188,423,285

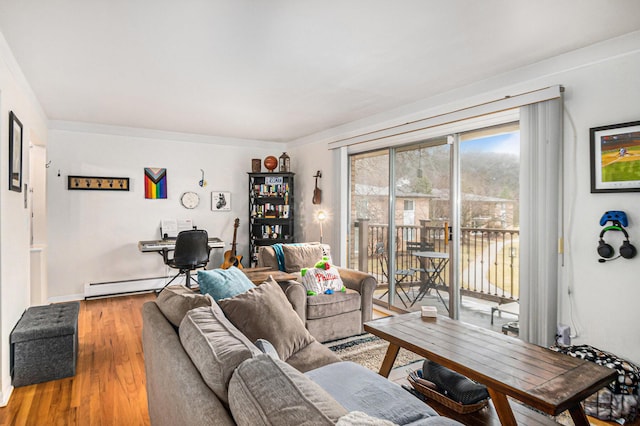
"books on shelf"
251,204,289,218
253,183,290,198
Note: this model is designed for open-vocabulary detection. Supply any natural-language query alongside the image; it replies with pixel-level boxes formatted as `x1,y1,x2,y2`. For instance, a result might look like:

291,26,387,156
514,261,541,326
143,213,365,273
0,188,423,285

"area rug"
323,333,423,372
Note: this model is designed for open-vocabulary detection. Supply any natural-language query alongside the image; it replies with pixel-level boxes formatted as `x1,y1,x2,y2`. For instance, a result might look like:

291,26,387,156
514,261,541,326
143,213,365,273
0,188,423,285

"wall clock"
180,191,200,209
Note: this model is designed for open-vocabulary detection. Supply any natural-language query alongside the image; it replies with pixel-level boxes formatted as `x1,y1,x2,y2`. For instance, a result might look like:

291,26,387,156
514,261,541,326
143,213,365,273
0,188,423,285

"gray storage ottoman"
10,302,80,387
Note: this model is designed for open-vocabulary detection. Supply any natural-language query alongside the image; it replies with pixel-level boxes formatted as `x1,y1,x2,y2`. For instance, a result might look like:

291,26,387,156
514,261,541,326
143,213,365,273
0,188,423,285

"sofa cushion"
228,354,347,426
219,278,315,361
306,361,442,425
285,340,340,373
307,310,362,343
337,411,397,425
282,244,324,272
257,243,333,270
197,266,255,302
306,289,361,320
156,285,212,328
257,246,279,270
179,304,260,404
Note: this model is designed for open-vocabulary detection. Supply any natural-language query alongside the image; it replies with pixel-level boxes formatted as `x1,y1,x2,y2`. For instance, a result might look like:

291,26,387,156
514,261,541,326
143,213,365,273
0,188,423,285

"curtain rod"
328,85,563,150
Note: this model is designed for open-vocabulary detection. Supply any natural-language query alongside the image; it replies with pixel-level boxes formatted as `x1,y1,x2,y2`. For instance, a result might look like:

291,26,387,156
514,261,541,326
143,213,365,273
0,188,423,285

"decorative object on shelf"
590,120,640,193
251,158,261,173
8,111,23,192
248,172,294,266
180,191,200,209
199,169,207,187
211,191,231,211
67,175,130,191
316,210,327,243
263,155,278,172
312,170,322,204
279,152,290,172
144,167,167,199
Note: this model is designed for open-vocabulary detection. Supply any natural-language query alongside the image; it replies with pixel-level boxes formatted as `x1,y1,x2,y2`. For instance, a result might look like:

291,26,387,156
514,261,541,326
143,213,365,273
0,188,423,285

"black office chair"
162,230,210,288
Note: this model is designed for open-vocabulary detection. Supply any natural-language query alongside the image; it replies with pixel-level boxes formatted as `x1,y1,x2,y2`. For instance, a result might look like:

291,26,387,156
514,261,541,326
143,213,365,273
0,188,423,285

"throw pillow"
155,284,212,327
218,278,315,361
198,266,255,302
301,257,344,295
282,244,324,273
179,304,261,404
228,354,347,426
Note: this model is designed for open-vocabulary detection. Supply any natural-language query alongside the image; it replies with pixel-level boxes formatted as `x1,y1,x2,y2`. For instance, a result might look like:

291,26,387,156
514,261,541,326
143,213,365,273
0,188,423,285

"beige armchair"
257,243,377,343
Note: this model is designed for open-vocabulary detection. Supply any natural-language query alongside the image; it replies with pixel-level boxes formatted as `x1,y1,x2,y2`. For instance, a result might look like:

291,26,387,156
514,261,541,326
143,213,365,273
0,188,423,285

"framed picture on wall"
590,120,640,193
211,191,231,211
9,111,23,192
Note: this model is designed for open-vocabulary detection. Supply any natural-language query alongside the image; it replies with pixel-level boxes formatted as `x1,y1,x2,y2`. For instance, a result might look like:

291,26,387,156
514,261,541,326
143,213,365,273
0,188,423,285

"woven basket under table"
407,373,489,414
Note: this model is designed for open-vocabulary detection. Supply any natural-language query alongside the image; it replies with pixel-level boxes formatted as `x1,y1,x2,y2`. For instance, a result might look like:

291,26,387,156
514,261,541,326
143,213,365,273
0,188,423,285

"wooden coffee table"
242,267,297,284
364,313,616,426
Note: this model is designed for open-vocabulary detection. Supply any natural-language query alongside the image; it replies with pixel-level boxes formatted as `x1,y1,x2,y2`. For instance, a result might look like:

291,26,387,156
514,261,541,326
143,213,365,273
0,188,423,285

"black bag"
422,359,489,405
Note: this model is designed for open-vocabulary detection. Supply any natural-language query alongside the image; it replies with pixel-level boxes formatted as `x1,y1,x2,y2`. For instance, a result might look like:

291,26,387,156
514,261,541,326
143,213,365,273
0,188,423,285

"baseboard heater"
84,275,187,299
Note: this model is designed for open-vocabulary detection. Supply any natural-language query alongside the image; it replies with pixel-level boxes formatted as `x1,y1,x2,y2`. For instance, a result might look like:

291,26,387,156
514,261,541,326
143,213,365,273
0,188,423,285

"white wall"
288,143,336,246
46,127,284,299
291,32,640,364
0,31,48,405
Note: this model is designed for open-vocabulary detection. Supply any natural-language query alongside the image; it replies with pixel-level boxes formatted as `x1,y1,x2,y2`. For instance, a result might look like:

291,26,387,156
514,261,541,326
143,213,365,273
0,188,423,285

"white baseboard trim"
1,385,14,407
83,276,188,299
48,293,85,303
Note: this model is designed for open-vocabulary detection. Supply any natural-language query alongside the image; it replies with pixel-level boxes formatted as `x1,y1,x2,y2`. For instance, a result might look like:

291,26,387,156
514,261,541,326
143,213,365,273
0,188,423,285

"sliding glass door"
349,122,521,331
348,150,389,278
392,141,450,312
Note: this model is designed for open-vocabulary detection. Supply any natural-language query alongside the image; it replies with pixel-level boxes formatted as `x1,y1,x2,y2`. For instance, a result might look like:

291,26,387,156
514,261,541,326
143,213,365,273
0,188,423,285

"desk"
138,237,225,253
412,251,449,311
364,313,616,426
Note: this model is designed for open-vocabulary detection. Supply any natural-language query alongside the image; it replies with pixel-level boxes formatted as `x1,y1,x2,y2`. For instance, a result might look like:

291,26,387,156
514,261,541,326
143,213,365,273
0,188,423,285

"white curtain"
518,97,563,347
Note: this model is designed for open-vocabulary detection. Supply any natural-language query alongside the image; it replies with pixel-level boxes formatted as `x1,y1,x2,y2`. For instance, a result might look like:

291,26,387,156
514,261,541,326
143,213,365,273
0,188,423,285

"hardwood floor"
1,294,636,425
0,293,155,426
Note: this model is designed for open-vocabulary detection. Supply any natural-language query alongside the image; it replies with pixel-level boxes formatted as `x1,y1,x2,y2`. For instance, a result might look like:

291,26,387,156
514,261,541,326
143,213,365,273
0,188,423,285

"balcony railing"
353,220,519,304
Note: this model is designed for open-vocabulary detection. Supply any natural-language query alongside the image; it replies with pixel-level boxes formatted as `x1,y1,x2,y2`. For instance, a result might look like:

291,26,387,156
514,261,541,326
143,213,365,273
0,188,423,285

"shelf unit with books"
248,172,294,267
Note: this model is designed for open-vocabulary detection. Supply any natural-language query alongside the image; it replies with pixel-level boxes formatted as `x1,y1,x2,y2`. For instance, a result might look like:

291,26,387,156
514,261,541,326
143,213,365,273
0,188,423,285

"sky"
461,131,520,156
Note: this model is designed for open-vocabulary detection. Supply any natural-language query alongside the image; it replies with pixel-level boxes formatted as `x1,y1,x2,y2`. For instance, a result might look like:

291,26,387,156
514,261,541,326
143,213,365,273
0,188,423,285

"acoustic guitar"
221,218,243,269
312,170,322,205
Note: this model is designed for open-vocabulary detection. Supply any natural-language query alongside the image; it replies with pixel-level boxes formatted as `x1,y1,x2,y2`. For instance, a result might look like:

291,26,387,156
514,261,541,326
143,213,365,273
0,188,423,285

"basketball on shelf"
264,156,278,172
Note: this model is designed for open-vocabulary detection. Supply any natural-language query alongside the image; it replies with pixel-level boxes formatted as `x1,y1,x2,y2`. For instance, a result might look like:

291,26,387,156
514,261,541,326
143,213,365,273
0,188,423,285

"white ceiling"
1,1,640,143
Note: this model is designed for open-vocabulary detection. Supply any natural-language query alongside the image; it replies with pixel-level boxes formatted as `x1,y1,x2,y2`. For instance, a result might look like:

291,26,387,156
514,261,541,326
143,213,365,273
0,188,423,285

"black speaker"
598,226,636,260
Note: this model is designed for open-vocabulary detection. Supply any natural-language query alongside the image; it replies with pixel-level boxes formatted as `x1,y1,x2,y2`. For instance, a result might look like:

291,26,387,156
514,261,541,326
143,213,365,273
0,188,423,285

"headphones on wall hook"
597,225,637,262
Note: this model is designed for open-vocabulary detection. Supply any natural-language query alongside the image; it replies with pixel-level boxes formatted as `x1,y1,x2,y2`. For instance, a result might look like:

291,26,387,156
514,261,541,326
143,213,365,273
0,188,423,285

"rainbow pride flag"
144,167,167,199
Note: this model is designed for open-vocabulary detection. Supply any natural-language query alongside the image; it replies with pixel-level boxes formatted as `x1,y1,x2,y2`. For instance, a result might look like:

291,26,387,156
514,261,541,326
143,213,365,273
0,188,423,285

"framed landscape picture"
9,111,23,192
590,120,640,193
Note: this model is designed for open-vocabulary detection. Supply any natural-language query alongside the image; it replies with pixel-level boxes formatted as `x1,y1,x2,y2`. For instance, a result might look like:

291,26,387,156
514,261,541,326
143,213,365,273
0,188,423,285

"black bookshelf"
248,172,294,266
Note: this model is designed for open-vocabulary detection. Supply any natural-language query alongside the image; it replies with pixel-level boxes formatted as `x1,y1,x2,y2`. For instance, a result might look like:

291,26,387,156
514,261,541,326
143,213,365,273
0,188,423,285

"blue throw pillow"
198,267,255,301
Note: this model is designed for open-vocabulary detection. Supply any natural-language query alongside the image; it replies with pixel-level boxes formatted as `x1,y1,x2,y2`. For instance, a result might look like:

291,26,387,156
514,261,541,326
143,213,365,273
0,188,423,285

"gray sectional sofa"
142,283,461,426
